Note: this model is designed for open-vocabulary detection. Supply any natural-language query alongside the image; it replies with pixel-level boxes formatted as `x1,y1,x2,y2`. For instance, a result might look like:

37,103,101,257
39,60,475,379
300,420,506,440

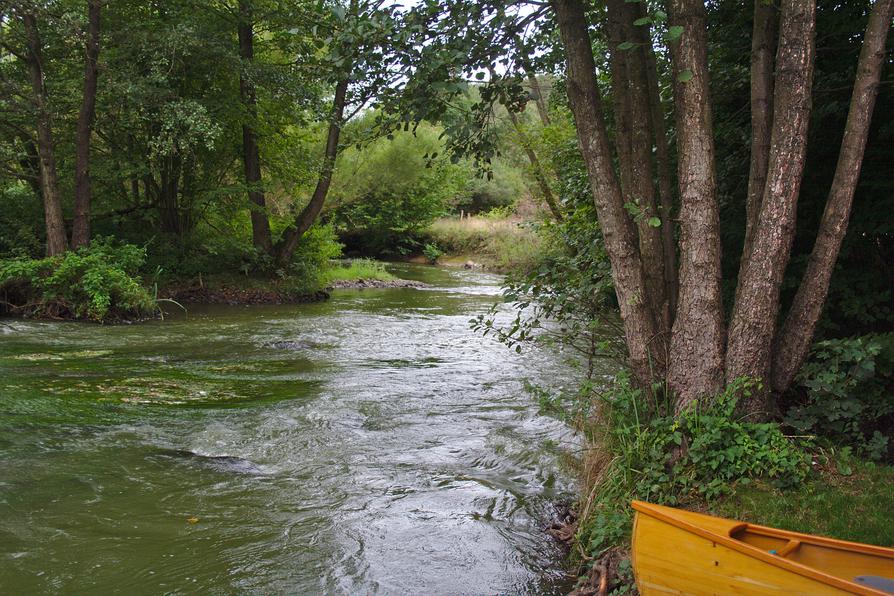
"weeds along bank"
422,213,542,273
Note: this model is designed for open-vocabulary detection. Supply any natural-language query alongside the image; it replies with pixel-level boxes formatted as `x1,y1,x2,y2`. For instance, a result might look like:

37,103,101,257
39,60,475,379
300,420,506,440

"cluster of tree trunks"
17,1,101,256
237,0,349,267
552,0,894,414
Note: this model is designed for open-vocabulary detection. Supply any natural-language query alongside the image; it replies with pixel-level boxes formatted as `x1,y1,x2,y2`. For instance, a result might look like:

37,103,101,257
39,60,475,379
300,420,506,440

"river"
0,264,578,595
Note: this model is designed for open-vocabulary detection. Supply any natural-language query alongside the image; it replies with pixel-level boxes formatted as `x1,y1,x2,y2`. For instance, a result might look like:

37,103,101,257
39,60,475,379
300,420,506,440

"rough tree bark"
238,0,273,254
276,77,349,265
608,0,669,333
638,6,678,319
553,0,666,388
736,0,778,293
22,12,67,256
71,0,102,248
665,0,725,408
772,0,894,392
726,0,816,400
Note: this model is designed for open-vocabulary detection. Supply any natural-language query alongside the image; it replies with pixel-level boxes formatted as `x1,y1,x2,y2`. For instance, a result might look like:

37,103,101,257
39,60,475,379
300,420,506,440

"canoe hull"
631,501,894,595
633,509,851,594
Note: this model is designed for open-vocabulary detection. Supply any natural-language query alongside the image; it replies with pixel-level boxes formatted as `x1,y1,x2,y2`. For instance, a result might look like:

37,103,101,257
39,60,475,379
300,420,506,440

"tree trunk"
506,109,563,221
17,136,44,200
665,0,725,409
608,0,669,333
736,0,778,293
772,0,894,393
71,0,102,249
512,34,551,127
238,0,273,254
276,77,349,265
552,0,666,388
23,12,68,256
526,71,551,127
726,0,816,405
640,10,678,320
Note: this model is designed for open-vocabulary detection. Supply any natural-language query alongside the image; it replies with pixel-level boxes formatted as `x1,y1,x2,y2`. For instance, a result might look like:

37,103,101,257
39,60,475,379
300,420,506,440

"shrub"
0,238,156,322
422,242,443,264
786,334,894,460
576,376,808,557
283,223,344,293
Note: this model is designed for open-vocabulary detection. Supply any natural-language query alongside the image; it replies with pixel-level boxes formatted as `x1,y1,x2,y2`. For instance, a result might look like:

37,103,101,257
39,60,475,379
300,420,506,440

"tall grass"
425,215,541,272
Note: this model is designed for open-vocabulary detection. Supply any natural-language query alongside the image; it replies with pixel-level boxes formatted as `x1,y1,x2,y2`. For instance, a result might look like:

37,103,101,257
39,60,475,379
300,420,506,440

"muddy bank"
160,283,329,306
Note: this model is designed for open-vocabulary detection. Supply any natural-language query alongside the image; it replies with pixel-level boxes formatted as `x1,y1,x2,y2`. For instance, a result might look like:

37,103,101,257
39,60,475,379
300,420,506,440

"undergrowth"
575,376,808,560
322,259,395,284
0,238,157,322
424,214,541,272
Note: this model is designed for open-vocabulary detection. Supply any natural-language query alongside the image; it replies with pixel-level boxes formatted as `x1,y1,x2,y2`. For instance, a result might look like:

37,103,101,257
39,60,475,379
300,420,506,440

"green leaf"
677,69,694,83
633,17,651,26
648,216,661,228
618,41,636,51
666,25,684,41
475,71,485,80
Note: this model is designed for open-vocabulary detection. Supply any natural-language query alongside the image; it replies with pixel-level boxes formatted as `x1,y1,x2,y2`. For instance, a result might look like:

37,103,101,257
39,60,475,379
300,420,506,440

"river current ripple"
0,264,577,595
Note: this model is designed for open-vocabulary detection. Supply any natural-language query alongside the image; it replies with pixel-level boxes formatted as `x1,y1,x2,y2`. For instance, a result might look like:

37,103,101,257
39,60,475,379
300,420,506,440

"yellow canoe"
631,500,894,595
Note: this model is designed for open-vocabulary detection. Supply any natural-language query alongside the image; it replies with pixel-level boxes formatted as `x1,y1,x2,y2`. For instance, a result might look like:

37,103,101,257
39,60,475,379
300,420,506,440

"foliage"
0,184,43,259
576,376,808,557
322,258,394,284
422,243,443,264
331,123,467,255
283,224,345,293
0,238,156,321
785,334,894,460
472,203,619,373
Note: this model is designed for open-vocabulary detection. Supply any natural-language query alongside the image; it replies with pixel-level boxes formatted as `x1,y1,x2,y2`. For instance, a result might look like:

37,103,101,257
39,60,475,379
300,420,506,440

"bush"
577,376,808,557
422,242,443,264
283,223,344,292
330,124,464,255
786,334,894,460
0,238,157,322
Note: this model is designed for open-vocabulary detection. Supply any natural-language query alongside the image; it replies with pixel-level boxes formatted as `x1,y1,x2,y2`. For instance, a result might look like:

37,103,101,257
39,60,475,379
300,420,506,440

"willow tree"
552,0,893,413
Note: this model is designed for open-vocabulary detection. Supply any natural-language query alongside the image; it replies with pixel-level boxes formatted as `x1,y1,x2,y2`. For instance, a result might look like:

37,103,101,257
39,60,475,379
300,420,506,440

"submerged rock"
156,448,268,475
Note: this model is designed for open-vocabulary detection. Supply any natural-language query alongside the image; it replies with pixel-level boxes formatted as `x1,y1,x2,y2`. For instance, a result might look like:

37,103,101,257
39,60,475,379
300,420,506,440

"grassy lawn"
711,460,894,548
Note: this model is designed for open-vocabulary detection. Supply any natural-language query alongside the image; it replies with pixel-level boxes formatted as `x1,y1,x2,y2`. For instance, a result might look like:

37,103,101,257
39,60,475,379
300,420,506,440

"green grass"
322,259,395,284
711,460,894,547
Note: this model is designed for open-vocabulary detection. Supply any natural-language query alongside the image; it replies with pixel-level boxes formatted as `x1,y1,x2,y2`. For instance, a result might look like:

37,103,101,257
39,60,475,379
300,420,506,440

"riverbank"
0,253,431,322
568,447,894,592
160,259,429,306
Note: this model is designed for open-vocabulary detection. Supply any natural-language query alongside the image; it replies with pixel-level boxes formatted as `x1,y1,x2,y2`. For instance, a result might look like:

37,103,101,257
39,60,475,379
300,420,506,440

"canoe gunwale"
631,500,894,596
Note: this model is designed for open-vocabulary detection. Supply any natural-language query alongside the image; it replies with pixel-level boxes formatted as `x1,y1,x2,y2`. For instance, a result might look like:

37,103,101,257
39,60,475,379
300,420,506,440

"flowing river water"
0,264,579,595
